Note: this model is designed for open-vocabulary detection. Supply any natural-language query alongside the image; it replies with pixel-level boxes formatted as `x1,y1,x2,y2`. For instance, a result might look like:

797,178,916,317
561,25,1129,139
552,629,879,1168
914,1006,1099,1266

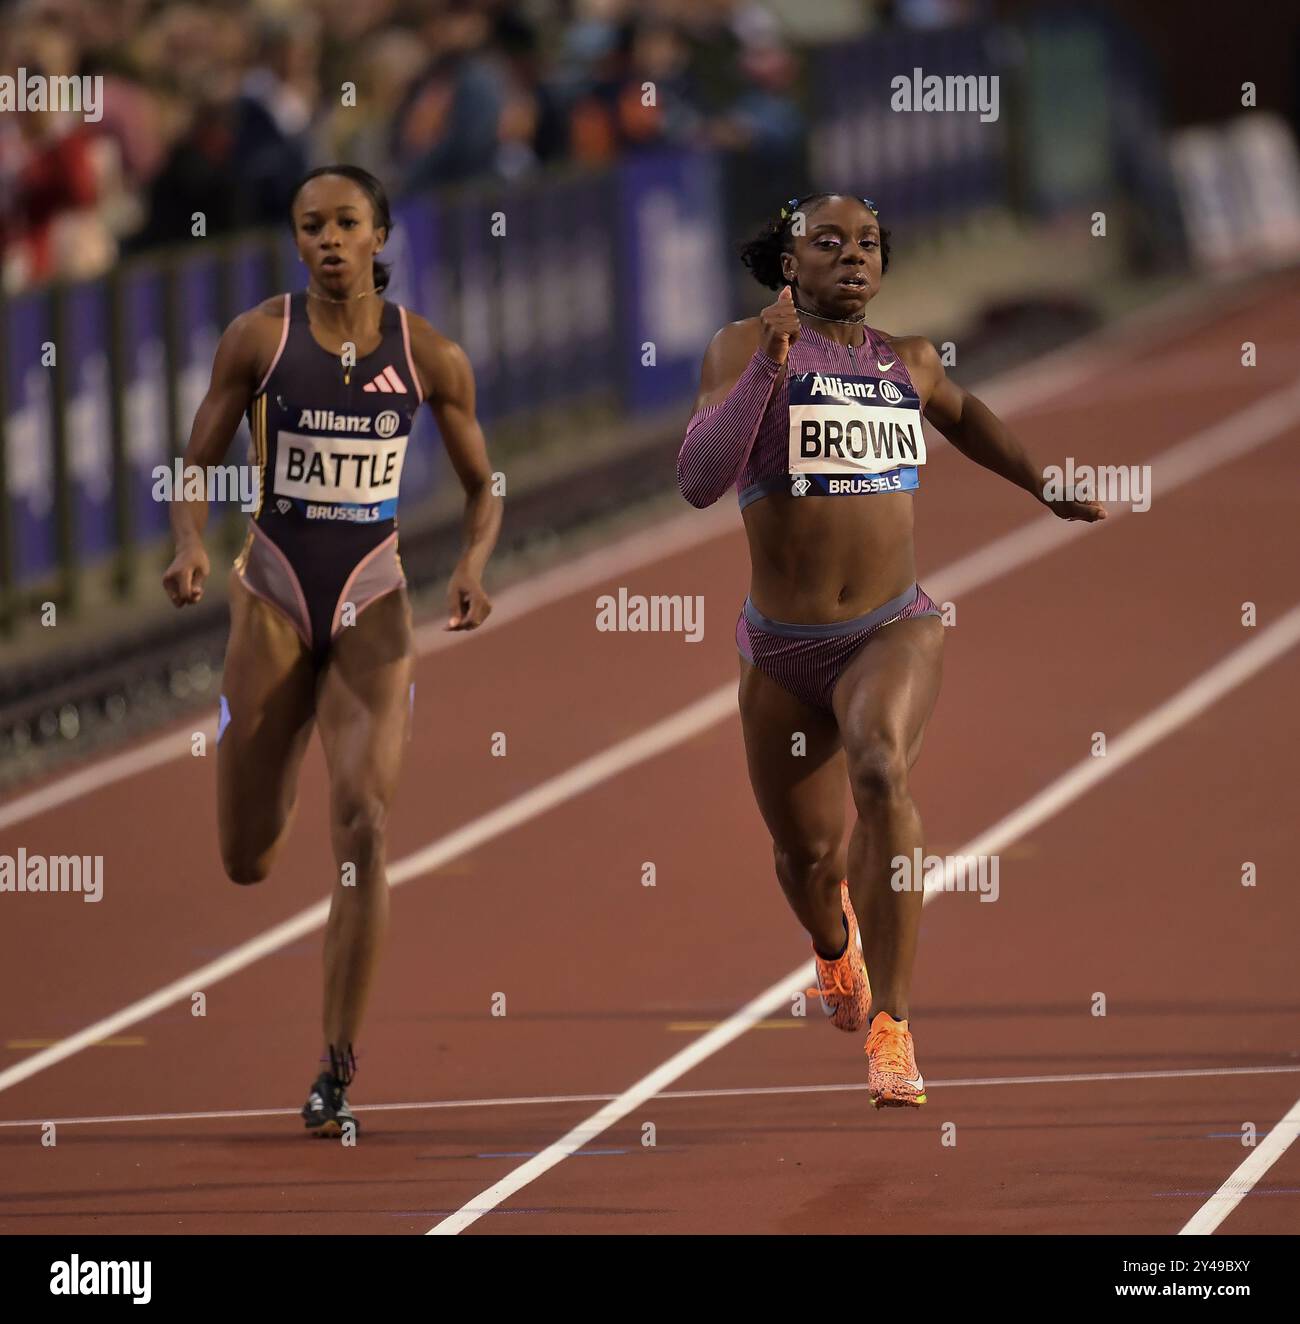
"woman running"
678,193,1103,1107
163,164,502,1135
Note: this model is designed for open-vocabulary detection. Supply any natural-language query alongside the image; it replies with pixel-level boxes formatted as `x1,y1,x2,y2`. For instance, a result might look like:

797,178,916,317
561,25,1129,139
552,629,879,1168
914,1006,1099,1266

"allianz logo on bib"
296,408,403,438
807,373,905,404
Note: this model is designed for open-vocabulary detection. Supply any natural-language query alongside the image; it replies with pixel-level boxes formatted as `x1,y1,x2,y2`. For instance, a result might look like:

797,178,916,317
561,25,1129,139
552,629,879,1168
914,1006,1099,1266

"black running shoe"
301,1072,358,1138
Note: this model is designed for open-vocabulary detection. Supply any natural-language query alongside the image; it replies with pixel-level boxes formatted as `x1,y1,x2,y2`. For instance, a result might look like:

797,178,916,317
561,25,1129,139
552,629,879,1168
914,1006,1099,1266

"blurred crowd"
0,0,830,293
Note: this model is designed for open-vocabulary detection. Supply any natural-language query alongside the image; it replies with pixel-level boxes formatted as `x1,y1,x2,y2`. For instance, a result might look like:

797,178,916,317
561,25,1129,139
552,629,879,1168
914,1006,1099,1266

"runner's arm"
678,321,782,508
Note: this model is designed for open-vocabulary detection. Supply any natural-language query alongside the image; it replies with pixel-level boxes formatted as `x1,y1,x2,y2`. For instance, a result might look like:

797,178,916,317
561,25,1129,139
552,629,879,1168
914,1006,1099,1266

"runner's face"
292,176,386,296
782,196,882,316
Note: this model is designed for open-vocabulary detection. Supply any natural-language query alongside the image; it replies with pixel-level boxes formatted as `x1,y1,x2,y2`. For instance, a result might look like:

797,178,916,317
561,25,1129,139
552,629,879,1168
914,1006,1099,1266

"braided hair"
739,193,891,290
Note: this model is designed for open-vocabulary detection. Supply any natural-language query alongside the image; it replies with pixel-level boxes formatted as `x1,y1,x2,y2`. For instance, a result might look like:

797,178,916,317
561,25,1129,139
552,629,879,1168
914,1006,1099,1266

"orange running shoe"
865,1010,926,1108
805,880,871,1032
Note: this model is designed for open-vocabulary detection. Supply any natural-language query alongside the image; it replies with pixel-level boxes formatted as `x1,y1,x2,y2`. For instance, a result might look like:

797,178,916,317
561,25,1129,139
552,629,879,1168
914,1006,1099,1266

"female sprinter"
677,193,1103,1108
163,165,502,1135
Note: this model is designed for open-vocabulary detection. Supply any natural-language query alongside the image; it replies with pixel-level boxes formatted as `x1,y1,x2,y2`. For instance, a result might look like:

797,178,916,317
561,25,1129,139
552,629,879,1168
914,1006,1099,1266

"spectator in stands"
392,0,507,195
0,8,116,290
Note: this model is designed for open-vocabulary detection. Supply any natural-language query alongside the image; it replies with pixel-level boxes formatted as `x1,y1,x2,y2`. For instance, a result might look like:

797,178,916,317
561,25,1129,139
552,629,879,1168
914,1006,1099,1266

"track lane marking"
3,388,1299,1102
1179,1096,1300,1234
2,278,1287,835
429,604,1300,1233
4,1064,1299,1130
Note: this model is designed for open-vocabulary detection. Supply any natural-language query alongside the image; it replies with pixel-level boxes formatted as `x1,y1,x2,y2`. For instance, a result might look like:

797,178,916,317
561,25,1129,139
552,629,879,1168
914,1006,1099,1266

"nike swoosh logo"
877,360,896,371
903,1074,925,1090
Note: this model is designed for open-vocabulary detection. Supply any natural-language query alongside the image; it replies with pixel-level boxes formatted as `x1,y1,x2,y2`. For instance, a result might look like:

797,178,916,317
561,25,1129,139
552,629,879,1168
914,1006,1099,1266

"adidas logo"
362,365,408,394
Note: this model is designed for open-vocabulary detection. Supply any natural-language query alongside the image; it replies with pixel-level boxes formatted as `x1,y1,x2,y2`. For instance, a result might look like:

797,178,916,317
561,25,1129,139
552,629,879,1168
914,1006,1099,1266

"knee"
332,794,389,873
847,736,911,810
773,838,840,888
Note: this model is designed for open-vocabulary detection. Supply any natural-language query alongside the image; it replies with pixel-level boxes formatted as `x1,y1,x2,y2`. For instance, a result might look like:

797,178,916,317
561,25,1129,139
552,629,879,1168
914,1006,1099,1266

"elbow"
676,461,718,509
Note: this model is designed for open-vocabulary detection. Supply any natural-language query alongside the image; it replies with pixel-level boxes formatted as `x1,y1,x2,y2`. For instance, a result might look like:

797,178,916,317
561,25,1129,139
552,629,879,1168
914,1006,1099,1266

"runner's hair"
740,193,891,290
290,165,394,294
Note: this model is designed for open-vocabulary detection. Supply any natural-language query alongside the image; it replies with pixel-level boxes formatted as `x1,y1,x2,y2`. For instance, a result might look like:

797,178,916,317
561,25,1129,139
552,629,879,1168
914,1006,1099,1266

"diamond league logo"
790,475,811,496
375,409,400,439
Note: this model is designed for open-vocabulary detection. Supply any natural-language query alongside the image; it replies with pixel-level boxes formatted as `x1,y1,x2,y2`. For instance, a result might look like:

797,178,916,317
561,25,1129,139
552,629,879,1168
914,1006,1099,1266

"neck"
305,281,380,334
792,295,867,346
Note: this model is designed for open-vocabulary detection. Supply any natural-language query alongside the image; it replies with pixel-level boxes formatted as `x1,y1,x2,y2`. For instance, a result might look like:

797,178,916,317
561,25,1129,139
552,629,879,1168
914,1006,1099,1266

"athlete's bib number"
787,372,925,495
273,430,408,507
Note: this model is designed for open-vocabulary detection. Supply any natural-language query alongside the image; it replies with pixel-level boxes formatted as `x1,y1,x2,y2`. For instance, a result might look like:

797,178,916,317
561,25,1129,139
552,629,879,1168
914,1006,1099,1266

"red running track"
1,275,1298,1234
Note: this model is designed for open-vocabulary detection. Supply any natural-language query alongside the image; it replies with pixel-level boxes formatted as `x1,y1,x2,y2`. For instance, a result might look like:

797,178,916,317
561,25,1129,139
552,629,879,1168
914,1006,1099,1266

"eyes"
299,217,361,235
814,236,878,251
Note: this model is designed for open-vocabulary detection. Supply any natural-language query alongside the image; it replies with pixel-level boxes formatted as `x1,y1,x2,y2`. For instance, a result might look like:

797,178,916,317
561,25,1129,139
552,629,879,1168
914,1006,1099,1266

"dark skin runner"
693,194,1103,1019
163,172,501,1064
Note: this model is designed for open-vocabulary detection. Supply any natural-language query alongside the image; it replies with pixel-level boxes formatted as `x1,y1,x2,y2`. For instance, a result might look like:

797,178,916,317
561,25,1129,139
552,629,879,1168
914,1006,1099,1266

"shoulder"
226,295,288,339
707,317,762,355
876,331,944,388
702,317,763,373
401,309,471,400
215,296,288,378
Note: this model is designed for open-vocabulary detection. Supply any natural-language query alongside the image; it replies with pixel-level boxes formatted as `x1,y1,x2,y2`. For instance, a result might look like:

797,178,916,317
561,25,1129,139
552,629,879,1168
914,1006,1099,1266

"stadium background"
2,0,1299,787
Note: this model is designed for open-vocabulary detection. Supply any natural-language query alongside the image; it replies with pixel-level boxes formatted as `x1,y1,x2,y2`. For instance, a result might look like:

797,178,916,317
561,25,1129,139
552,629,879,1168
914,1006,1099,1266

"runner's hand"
759,286,801,364
163,542,210,606
1043,495,1107,522
446,565,491,630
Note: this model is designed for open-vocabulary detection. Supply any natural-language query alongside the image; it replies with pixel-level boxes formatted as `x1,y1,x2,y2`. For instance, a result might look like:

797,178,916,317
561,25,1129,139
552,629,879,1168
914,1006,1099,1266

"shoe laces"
867,1021,912,1075
806,954,854,1002
325,1042,357,1090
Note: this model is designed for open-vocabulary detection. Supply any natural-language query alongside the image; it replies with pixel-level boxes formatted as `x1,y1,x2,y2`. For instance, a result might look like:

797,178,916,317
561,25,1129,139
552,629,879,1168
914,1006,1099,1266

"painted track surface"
1,275,1297,1234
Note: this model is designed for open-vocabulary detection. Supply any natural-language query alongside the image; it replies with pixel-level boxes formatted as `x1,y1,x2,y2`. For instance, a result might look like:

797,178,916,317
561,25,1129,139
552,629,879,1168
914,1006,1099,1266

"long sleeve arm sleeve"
676,349,783,508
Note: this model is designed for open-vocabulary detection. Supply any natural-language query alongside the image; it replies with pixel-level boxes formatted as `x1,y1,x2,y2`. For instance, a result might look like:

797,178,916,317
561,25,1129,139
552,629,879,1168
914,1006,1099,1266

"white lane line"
1179,1096,1300,1234
932,376,1300,602
5,1064,1299,1130
4,384,1299,1101
0,688,734,1099
429,605,1300,1233
0,279,1276,835
0,504,730,836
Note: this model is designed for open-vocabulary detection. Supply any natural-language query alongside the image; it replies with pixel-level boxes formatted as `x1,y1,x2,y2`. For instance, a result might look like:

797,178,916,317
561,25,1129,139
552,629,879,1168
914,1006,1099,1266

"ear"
373,227,388,255
781,253,796,284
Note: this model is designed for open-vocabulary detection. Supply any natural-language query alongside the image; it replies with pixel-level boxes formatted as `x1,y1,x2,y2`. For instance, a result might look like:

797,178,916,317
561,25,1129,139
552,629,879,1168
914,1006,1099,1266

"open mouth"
320,256,345,271
837,275,868,290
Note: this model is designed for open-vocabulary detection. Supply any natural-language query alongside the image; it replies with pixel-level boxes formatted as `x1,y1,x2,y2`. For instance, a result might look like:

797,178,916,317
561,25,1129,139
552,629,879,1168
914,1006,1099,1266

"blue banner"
616,149,727,413
123,269,171,541
6,294,56,584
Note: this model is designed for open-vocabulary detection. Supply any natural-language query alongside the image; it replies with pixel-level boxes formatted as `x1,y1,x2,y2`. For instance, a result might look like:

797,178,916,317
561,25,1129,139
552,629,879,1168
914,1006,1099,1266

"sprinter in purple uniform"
678,193,1104,1107
164,166,502,1135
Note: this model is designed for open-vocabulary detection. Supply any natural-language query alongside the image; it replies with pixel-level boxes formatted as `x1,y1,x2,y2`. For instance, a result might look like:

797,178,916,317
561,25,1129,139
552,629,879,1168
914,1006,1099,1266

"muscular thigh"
315,588,415,811
738,658,847,856
218,572,317,844
831,614,944,768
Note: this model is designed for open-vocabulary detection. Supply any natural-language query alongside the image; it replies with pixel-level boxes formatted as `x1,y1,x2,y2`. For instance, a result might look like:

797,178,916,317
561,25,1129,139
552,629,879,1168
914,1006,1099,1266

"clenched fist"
759,285,801,364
